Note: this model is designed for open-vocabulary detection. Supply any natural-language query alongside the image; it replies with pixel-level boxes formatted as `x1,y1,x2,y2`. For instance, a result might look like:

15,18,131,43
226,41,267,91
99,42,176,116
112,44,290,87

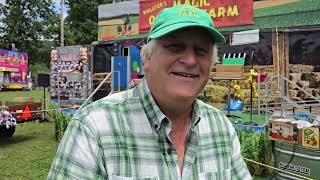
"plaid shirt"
48,79,251,180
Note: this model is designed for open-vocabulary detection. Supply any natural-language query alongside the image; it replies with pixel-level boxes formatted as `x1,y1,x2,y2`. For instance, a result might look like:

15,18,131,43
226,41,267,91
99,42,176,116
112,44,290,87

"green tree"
64,0,127,45
0,0,59,65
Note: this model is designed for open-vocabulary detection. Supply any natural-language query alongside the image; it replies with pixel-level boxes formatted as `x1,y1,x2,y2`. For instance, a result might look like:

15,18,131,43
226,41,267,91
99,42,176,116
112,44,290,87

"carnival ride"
0,49,31,91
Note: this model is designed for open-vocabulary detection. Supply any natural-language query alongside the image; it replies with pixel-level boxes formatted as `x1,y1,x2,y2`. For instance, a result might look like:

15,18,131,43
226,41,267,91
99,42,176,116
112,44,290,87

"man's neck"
151,93,194,121
155,97,193,177
167,109,191,177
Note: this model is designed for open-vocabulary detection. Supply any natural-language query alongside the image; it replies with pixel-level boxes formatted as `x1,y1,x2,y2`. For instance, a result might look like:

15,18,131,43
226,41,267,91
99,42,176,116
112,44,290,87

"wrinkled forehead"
158,27,215,46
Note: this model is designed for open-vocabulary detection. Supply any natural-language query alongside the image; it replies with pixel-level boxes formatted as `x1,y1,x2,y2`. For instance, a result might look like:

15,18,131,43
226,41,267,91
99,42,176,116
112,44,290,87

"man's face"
144,28,214,101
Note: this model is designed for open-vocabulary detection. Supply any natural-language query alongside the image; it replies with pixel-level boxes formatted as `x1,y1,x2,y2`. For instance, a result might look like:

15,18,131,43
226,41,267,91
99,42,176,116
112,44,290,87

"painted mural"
98,16,140,41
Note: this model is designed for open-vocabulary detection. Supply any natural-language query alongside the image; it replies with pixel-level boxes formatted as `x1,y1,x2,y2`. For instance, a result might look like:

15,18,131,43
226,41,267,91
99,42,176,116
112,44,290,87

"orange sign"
139,0,253,34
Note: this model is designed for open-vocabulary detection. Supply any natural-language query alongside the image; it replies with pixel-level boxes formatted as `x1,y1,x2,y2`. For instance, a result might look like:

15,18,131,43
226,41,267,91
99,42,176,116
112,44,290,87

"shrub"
47,103,72,141
236,129,273,176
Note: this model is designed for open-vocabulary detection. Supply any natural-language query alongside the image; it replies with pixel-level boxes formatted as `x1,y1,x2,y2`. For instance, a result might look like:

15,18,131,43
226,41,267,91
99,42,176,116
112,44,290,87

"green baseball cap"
148,4,226,44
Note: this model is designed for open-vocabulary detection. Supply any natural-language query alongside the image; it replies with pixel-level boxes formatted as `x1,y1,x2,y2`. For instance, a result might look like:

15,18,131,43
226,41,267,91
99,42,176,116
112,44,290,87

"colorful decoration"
132,61,140,73
0,49,29,90
233,83,242,100
50,46,88,99
80,47,88,63
245,69,259,98
51,49,58,62
0,110,16,129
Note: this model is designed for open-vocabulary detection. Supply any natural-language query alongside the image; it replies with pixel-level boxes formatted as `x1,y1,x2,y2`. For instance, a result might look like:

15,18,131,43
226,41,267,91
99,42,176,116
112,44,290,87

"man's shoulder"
197,99,234,132
76,89,139,119
68,89,142,134
197,99,222,114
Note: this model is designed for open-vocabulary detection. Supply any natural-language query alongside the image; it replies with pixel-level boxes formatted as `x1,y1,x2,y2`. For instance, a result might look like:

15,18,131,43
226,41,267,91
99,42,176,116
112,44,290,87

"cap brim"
148,22,226,44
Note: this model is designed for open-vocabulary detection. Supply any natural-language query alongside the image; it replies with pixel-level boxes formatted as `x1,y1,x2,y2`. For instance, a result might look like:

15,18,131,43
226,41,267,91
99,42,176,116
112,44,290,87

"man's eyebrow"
161,34,181,41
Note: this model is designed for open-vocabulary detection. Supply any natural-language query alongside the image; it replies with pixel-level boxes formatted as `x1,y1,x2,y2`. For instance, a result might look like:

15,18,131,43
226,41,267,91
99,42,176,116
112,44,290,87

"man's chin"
173,91,198,101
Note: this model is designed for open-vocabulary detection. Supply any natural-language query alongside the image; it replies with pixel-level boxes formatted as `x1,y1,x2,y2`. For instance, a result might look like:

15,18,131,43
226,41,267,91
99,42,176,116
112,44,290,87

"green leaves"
0,0,131,65
47,104,72,141
236,129,273,176
0,0,59,65
64,0,130,45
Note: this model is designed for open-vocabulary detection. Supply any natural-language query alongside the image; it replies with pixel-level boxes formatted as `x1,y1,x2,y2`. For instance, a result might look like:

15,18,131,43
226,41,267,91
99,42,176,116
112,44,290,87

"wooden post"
278,30,290,97
284,32,290,97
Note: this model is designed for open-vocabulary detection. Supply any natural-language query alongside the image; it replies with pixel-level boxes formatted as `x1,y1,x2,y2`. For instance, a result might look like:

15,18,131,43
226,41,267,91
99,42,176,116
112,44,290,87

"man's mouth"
172,72,199,78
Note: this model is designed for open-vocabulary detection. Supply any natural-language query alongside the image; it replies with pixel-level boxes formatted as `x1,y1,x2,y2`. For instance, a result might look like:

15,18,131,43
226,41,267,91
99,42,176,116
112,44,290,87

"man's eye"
195,48,209,56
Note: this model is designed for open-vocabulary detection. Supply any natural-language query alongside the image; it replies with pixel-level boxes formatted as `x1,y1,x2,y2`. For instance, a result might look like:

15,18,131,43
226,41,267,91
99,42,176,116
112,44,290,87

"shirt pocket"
199,169,231,180
109,175,157,180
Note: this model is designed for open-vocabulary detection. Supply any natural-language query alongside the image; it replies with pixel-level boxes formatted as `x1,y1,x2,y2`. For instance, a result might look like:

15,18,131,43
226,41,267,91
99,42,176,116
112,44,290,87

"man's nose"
181,49,197,65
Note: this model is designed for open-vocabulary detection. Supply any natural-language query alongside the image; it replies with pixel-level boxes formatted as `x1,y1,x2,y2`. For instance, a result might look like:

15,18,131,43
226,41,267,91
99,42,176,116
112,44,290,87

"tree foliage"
0,0,59,65
64,0,125,45
0,0,129,66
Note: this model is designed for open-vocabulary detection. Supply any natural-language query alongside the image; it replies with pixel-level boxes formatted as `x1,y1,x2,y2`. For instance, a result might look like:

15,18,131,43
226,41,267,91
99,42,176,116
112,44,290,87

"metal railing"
79,72,112,110
264,75,320,118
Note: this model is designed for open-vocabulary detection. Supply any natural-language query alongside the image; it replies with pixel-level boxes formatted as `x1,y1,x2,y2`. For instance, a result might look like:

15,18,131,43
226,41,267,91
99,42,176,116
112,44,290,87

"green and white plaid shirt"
48,79,251,180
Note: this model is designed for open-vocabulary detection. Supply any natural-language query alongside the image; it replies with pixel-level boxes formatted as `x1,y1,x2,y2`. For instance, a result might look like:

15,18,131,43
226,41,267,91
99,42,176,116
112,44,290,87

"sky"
0,0,67,39
0,0,68,18
53,0,69,18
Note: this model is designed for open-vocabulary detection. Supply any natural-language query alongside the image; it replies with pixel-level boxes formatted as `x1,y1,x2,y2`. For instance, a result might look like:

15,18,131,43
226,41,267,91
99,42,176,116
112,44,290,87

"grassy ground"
0,89,45,102
0,90,55,179
0,122,57,179
210,103,269,125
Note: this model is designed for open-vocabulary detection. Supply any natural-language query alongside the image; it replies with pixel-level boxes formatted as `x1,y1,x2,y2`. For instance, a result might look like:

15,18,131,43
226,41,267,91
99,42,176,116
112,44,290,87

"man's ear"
142,57,150,73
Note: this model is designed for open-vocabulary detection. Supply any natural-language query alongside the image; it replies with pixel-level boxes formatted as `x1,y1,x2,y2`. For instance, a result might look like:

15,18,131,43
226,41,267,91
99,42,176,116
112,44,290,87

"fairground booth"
0,49,30,91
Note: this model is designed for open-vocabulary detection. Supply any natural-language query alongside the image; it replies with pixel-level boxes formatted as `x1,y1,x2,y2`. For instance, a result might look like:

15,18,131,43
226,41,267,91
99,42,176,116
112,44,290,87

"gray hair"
140,40,156,64
140,40,219,64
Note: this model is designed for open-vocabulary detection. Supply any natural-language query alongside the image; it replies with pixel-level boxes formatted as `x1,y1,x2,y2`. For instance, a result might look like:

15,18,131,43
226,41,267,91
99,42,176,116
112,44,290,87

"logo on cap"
177,5,199,17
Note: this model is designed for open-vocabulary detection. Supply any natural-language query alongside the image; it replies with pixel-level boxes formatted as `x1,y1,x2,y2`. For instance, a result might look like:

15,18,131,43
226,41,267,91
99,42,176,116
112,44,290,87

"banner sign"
139,0,253,34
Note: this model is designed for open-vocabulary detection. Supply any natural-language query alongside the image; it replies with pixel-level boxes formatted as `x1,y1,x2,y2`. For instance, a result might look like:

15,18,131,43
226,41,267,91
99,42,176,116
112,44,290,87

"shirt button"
154,124,158,129
167,149,172,155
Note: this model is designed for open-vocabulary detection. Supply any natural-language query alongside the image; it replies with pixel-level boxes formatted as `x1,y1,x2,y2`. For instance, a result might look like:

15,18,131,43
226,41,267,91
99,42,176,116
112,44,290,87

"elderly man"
48,4,251,180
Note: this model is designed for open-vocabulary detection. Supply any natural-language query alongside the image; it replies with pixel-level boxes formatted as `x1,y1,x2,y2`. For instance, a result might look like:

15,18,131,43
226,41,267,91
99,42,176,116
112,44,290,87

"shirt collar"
136,78,166,131
191,100,201,130
136,78,202,132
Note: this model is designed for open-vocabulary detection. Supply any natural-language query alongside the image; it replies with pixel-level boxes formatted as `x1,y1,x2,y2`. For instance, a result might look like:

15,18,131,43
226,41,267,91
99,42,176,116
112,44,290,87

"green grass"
209,103,269,125
0,122,58,179
0,89,49,105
